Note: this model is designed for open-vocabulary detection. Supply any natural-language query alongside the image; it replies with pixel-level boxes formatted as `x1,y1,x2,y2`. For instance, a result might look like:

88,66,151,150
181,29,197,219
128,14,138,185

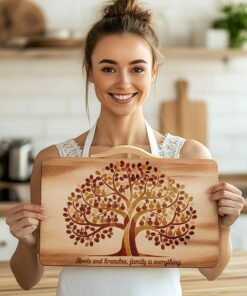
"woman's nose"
115,71,132,89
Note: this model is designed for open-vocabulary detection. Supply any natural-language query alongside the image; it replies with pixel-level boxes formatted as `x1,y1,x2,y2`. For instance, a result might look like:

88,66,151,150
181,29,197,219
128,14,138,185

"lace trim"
56,139,82,157
56,134,186,159
159,133,186,159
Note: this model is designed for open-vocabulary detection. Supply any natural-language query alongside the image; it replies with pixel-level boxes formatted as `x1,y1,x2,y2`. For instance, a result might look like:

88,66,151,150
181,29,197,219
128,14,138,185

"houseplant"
211,3,247,48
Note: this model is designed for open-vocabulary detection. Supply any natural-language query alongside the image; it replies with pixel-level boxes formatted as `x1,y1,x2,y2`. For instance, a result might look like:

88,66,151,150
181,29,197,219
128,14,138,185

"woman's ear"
151,64,159,82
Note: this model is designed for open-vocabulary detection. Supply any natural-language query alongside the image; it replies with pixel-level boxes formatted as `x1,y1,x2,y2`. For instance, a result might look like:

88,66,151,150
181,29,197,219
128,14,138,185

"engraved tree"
63,161,197,256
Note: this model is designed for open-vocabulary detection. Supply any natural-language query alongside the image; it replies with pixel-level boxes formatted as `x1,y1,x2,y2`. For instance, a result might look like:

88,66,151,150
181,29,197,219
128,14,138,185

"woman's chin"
101,105,141,118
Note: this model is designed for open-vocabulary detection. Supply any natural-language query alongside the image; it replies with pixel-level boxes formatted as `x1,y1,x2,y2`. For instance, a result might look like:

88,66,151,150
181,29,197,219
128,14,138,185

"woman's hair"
83,0,162,119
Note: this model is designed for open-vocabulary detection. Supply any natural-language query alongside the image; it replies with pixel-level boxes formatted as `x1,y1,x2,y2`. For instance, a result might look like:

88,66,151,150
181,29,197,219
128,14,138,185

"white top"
55,120,185,296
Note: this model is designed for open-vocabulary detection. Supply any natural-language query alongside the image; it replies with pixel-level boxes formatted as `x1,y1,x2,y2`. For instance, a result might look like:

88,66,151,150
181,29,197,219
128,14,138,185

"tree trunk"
110,216,139,256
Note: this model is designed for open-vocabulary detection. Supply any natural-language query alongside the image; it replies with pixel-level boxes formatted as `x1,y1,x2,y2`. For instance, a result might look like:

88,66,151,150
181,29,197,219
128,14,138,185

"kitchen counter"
0,252,246,295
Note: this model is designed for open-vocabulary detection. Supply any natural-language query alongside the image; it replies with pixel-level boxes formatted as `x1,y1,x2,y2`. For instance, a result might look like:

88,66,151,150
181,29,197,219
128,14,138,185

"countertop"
0,251,246,296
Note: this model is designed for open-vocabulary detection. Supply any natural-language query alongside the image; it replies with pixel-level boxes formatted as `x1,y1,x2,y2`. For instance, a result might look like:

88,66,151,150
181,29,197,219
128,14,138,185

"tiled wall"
1,0,247,173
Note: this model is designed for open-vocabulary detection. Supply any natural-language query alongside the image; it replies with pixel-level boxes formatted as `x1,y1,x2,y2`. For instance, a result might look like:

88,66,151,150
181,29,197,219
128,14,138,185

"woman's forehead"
91,33,153,64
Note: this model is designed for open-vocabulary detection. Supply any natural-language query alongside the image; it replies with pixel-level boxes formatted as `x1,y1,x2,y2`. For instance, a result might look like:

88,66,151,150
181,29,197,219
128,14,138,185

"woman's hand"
208,182,244,229
5,203,46,246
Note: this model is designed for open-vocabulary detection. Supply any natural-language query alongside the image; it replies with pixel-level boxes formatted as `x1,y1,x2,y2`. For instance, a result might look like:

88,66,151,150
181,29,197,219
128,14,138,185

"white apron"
56,120,183,296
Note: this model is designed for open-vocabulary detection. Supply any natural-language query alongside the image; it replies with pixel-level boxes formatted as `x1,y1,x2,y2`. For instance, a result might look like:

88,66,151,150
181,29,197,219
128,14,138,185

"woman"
6,0,244,295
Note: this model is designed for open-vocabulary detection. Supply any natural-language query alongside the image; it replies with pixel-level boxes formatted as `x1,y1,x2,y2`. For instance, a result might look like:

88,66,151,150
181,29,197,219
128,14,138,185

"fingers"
208,182,242,196
218,206,241,218
6,210,46,226
15,225,39,242
217,197,239,208
11,217,39,233
210,190,245,205
217,198,243,217
208,182,244,228
6,203,46,225
5,203,47,243
7,203,44,217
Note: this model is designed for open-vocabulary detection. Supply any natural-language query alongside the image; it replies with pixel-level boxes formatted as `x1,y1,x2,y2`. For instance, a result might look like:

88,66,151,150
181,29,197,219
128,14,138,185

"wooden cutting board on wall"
161,80,207,145
40,146,219,268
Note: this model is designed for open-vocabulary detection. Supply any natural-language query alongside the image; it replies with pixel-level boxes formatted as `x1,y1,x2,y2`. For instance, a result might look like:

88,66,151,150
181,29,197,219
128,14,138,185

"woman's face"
89,33,157,117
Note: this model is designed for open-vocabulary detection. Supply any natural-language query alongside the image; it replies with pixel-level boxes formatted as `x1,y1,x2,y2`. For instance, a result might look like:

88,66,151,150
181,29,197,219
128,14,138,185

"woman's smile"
108,92,138,104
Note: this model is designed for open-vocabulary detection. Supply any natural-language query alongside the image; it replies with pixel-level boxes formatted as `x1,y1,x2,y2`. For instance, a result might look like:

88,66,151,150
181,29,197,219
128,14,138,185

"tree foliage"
63,160,197,255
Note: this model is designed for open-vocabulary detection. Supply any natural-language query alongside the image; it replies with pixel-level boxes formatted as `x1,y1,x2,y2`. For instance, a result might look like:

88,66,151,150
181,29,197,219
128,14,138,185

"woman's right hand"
5,203,46,246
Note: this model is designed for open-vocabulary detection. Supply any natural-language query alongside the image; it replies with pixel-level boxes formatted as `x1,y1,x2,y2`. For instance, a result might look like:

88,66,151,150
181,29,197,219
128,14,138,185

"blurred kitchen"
0,0,247,294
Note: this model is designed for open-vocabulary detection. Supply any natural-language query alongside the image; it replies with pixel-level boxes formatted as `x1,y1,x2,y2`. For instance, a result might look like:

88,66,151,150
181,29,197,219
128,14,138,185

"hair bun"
103,0,151,25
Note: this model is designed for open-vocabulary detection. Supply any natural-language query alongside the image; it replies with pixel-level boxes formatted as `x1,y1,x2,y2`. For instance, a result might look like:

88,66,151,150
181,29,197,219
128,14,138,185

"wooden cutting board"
161,79,207,145
0,0,46,46
40,146,219,268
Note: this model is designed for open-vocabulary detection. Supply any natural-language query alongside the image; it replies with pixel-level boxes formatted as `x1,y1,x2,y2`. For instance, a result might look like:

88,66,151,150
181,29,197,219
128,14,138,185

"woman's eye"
102,67,115,73
132,67,144,73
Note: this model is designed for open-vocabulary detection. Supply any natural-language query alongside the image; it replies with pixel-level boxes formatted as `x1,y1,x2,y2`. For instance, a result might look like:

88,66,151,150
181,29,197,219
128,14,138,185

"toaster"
8,139,33,182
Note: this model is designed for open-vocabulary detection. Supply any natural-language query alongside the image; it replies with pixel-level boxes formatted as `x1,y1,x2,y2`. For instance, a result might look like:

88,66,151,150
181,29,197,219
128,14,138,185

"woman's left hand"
208,182,244,229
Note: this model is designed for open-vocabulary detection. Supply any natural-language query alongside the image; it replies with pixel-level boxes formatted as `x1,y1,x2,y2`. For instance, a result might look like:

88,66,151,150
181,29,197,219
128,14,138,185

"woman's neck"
93,109,148,147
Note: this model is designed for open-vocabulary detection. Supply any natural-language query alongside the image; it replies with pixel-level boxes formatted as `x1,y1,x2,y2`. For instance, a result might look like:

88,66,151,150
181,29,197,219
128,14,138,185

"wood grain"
40,151,219,268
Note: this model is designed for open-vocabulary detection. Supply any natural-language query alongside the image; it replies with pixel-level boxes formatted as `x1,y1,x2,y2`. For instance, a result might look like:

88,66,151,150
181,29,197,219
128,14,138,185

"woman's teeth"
111,93,136,100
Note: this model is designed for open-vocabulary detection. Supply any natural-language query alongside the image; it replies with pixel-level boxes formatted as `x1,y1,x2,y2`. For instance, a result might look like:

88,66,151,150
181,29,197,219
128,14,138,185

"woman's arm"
6,145,58,290
180,139,244,281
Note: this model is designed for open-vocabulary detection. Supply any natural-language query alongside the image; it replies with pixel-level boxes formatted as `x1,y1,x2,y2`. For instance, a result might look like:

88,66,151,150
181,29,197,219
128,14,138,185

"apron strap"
82,119,160,157
144,119,160,156
82,122,96,157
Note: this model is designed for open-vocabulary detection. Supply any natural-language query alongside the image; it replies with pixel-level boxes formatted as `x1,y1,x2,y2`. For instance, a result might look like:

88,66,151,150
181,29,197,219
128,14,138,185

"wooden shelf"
0,48,84,59
162,47,247,61
1,47,247,60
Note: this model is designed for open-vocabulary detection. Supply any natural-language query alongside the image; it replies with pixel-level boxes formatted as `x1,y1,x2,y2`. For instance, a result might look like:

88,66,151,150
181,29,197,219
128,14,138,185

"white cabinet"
231,214,247,251
0,217,18,261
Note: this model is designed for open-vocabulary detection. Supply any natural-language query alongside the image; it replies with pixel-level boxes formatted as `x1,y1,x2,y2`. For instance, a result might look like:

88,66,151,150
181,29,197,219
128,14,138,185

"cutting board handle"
176,79,188,135
90,145,161,159
176,79,188,102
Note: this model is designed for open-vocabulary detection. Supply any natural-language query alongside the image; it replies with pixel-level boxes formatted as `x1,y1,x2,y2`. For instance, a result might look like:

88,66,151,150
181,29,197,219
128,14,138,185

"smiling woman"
5,0,244,296
88,33,157,120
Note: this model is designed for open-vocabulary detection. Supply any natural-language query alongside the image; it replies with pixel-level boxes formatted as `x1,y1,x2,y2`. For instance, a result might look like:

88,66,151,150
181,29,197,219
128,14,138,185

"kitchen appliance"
8,139,33,182
0,140,10,181
0,139,33,182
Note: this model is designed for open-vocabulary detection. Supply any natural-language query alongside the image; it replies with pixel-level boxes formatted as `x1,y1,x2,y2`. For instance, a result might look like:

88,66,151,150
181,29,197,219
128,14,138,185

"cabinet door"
232,215,247,251
0,217,18,261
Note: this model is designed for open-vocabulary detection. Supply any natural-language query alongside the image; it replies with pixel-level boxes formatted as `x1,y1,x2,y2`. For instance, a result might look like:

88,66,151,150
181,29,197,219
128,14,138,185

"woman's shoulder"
35,144,60,163
180,138,212,159
36,132,88,160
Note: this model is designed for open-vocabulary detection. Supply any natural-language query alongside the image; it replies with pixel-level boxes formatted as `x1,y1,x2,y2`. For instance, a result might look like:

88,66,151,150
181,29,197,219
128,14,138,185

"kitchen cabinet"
0,218,18,261
0,181,29,216
231,214,247,251
0,182,28,261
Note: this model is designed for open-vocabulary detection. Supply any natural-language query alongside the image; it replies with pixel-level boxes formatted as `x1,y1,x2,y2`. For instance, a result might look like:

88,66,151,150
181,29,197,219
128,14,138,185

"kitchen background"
0,0,247,172
0,0,247,272
0,0,247,295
